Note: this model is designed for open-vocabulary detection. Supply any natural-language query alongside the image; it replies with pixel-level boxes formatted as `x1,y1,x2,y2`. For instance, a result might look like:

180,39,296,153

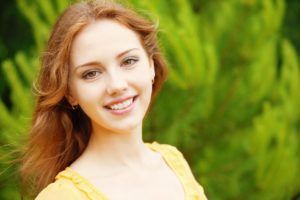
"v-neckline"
59,142,187,199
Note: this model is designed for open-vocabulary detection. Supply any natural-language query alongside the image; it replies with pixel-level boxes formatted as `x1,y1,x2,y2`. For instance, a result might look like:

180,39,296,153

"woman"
20,0,207,199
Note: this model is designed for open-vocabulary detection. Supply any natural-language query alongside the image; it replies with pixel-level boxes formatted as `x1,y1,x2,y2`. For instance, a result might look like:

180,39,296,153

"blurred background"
0,0,299,199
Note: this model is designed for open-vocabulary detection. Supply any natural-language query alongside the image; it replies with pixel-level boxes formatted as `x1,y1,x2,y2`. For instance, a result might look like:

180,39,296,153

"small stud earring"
72,104,78,110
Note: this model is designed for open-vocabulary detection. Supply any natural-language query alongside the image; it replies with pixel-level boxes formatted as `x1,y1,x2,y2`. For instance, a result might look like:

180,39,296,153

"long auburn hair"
20,0,167,197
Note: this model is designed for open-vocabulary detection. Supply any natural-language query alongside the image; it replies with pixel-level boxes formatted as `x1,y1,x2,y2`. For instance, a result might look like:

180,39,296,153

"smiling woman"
19,0,207,199
68,20,154,133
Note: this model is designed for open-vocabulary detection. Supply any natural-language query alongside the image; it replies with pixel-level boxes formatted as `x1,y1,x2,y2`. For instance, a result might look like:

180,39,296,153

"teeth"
108,98,133,110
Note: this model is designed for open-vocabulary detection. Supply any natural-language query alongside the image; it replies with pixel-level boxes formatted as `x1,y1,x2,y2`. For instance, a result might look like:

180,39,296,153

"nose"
106,70,128,96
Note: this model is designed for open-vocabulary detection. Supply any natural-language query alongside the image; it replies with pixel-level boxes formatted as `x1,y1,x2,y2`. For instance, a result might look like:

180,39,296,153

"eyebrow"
74,48,139,70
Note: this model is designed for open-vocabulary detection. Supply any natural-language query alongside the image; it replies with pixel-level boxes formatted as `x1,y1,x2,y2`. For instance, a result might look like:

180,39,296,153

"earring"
71,104,78,110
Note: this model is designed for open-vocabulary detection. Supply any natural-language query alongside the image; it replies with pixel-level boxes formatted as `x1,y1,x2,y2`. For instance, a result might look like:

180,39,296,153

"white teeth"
108,98,133,110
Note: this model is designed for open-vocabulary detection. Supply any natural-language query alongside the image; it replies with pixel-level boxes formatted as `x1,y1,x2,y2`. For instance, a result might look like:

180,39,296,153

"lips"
104,95,138,110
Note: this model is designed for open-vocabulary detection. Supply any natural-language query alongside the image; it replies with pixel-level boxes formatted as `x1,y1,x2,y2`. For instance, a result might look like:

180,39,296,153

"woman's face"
68,19,155,134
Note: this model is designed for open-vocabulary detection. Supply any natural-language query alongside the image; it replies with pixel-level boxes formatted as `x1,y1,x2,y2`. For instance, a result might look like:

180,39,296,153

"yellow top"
35,142,207,200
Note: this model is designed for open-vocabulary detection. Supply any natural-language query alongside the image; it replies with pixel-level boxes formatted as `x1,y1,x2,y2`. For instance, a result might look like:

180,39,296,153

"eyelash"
121,57,139,67
81,57,139,80
82,70,101,80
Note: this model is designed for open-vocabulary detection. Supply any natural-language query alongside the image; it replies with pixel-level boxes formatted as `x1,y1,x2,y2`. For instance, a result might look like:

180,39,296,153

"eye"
121,57,139,67
82,70,101,80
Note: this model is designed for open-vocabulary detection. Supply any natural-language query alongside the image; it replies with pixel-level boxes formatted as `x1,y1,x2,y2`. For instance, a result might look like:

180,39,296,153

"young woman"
20,0,207,199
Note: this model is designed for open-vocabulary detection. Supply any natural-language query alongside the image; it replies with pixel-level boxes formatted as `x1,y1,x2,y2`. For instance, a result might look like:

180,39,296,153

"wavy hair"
20,0,167,197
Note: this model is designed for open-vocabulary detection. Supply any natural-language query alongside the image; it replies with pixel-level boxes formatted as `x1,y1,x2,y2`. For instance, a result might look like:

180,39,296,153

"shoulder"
147,141,186,160
147,141,194,174
147,141,192,176
147,141,208,199
35,179,86,200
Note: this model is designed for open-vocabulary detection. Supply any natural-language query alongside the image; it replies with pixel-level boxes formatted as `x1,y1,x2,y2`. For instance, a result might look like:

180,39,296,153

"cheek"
72,81,105,104
134,60,153,81
132,74,153,103
132,64,153,94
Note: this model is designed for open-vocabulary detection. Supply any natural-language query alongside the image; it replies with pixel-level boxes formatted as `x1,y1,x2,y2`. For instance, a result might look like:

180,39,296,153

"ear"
65,91,78,106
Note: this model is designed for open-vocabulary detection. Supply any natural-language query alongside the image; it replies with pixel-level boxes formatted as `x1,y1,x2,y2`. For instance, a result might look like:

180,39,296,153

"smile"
107,98,133,110
104,95,138,115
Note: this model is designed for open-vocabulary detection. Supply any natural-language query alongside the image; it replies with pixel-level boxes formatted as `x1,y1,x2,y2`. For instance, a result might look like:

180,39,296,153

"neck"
77,122,153,169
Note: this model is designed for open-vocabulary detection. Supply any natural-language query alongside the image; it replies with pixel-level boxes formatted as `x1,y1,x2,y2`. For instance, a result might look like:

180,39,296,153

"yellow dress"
35,142,207,200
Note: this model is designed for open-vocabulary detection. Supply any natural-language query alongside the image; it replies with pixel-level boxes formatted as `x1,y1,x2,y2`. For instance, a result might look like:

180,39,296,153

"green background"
0,0,299,199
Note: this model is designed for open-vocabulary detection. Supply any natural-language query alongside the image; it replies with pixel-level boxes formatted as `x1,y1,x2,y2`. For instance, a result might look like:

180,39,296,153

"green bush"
0,0,299,199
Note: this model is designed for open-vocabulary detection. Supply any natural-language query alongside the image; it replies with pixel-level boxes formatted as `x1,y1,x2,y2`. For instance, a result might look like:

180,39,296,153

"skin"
67,19,184,200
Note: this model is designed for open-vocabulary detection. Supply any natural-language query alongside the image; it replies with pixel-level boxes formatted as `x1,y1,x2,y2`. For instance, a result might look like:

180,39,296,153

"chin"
91,115,143,134
114,118,143,133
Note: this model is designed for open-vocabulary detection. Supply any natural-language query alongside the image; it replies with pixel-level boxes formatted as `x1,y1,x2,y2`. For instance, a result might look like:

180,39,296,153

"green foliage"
283,0,300,53
16,0,69,51
132,0,300,199
0,0,299,199
0,0,69,199
0,53,36,200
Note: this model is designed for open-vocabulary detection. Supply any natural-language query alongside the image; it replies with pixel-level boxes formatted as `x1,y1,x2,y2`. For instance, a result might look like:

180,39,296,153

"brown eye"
82,70,101,79
121,57,138,67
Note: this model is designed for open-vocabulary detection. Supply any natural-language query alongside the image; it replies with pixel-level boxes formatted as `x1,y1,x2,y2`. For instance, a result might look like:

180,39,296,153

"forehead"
70,19,143,66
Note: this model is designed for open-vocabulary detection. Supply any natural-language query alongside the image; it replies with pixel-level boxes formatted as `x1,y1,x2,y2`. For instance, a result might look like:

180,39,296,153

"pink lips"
105,95,138,116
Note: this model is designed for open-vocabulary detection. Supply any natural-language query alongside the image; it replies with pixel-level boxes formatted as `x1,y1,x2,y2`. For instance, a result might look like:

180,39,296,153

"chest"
91,166,185,200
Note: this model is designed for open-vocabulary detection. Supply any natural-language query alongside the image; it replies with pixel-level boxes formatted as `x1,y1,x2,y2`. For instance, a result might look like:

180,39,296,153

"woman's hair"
20,0,167,197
